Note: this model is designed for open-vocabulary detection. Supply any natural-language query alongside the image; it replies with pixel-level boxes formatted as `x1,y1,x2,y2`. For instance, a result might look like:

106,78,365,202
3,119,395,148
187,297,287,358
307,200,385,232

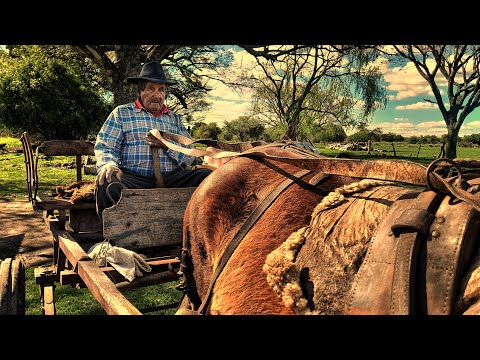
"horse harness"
349,163,480,315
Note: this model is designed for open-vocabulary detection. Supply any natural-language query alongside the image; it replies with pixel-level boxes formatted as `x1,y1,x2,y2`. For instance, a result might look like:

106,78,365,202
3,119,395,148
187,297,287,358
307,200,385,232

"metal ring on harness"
105,181,128,205
426,158,463,194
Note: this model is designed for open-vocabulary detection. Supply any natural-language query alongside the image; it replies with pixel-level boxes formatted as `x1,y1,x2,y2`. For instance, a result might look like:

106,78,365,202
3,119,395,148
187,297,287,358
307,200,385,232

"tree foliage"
0,46,112,140
237,45,388,141
462,133,480,146
314,122,347,143
70,45,234,119
221,116,265,141
347,127,383,142
191,122,222,140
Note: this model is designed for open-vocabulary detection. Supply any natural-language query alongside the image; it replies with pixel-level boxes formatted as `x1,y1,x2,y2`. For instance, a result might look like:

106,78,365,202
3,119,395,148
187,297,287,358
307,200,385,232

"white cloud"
371,121,445,136
371,119,480,137
385,60,446,101
459,121,480,136
396,102,438,110
196,49,256,125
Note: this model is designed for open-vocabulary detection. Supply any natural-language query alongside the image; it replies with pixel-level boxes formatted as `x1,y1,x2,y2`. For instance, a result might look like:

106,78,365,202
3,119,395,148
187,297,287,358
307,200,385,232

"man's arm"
94,109,124,185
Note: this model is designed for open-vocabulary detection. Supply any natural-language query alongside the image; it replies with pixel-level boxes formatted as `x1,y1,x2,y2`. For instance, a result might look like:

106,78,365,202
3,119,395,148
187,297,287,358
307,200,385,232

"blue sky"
199,48,480,138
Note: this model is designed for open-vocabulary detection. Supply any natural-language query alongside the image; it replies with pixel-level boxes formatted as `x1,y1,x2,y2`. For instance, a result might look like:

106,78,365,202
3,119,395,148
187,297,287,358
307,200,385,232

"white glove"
87,242,152,282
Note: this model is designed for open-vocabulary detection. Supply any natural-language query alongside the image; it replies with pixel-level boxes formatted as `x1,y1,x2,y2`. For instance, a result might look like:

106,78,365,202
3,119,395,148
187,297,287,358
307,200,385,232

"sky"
2,45,480,138
197,48,480,138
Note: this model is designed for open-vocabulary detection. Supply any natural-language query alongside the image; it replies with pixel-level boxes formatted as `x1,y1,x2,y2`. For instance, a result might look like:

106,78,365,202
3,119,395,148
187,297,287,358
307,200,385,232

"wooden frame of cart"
21,132,192,315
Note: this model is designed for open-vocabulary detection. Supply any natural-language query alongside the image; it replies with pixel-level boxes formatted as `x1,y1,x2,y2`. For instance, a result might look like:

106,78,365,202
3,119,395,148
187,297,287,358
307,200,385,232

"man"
94,61,212,219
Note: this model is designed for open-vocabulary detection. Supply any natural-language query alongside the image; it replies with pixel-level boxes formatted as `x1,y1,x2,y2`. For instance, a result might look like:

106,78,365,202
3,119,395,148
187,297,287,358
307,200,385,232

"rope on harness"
263,178,395,314
311,179,395,226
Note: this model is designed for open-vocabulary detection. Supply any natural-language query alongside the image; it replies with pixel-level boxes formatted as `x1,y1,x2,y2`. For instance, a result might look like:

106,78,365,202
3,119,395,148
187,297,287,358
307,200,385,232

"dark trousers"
95,167,212,220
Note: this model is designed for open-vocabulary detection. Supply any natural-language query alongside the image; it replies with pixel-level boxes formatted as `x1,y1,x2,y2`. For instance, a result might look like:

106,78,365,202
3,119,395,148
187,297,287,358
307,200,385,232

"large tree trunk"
284,122,298,141
445,124,459,159
111,46,145,106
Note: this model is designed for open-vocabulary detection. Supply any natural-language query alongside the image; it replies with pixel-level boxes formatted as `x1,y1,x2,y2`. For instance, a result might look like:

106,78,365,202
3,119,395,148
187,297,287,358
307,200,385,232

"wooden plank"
59,269,81,285
35,194,96,211
59,258,180,286
76,154,83,181
42,285,56,315
34,265,57,284
55,229,91,269
77,261,142,315
103,188,196,249
40,140,95,156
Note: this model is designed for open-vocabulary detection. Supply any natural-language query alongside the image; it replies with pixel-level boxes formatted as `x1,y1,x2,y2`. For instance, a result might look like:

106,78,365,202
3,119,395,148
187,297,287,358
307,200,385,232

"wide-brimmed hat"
126,61,178,85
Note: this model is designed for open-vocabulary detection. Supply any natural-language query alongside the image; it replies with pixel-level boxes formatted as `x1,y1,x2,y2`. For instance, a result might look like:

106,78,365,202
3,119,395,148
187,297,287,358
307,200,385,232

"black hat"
126,61,178,85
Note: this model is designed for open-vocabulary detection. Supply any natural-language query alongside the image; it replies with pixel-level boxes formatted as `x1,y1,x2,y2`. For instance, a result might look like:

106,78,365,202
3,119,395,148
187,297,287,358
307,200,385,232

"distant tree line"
190,120,480,148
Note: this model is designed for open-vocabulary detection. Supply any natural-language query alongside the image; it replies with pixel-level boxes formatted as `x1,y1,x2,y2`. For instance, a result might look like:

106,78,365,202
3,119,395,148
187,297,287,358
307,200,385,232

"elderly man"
94,61,212,219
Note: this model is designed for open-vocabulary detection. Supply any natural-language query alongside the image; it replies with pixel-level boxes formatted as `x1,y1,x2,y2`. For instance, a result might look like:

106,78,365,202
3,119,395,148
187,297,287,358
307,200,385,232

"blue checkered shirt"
94,102,196,176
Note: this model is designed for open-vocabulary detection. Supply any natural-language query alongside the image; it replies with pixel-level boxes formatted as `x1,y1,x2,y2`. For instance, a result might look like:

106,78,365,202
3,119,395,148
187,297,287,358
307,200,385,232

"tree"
0,46,111,140
315,122,347,143
348,127,383,142
381,132,404,142
191,122,222,140
236,45,388,140
462,133,480,146
70,45,233,118
222,116,265,141
391,45,480,159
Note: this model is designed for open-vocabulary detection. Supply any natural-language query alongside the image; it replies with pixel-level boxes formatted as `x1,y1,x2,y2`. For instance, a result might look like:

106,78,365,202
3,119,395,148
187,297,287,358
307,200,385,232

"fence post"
417,144,422,157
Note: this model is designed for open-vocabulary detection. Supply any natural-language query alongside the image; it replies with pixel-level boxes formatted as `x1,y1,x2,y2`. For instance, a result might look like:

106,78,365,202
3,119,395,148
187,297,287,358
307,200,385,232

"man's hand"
146,132,168,150
96,165,123,186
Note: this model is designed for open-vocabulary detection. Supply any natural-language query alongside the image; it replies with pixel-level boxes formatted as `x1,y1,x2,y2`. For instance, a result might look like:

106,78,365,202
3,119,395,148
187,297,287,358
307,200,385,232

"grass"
3,135,480,315
0,137,97,199
315,141,480,165
25,268,182,315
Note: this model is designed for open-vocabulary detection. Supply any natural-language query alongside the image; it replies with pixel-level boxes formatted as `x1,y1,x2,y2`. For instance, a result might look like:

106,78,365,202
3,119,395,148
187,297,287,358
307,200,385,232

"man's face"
140,81,167,113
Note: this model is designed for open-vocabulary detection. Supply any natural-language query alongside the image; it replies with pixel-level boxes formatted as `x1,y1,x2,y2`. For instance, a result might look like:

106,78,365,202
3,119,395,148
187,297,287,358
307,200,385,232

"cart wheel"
0,258,26,315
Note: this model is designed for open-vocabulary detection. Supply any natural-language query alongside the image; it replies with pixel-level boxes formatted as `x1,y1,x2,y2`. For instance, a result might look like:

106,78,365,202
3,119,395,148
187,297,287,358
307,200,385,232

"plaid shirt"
94,100,195,176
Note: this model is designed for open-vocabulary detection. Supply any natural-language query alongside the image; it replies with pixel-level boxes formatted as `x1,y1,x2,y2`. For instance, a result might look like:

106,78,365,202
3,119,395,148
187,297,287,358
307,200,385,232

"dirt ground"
0,197,53,269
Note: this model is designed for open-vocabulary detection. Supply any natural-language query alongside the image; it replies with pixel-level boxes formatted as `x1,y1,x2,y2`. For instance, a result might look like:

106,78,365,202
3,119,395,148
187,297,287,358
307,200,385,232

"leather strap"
390,204,440,314
348,190,443,314
151,146,165,188
425,187,480,314
150,129,429,186
196,168,312,314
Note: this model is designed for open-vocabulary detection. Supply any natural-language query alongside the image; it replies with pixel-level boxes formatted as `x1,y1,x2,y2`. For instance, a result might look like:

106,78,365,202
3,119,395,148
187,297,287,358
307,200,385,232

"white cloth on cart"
87,242,152,282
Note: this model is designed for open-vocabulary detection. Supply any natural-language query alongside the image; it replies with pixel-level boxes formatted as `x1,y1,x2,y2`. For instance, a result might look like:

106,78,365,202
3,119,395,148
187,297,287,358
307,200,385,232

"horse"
151,131,480,315
176,143,480,315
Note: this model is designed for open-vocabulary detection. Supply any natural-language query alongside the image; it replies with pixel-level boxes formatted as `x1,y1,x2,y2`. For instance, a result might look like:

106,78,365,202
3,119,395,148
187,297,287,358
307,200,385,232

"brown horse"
178,144,480,315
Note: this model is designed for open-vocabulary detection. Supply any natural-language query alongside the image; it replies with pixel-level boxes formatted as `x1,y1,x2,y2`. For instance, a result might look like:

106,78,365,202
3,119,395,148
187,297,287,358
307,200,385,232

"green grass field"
2,136,480,315
316,141,480,165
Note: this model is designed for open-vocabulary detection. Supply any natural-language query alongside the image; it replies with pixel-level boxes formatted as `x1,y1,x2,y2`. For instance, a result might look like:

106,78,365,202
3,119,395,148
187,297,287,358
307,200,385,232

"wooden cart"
20,132,193,315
